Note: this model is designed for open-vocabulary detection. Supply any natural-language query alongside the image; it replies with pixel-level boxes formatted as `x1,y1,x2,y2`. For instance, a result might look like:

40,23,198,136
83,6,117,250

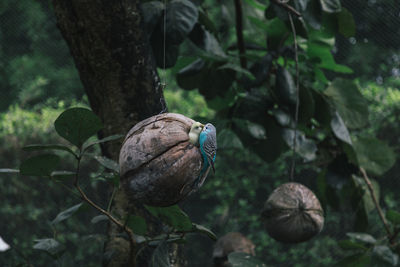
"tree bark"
51,1,181,266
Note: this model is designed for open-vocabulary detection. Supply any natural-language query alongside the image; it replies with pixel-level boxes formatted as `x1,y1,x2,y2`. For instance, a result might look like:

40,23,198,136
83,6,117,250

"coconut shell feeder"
213,232,255,267
119,113,204,207
261,182,324,243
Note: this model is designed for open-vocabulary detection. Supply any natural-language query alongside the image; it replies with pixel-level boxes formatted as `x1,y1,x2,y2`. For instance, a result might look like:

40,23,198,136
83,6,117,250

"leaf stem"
233,0,247,69
359,167,394,244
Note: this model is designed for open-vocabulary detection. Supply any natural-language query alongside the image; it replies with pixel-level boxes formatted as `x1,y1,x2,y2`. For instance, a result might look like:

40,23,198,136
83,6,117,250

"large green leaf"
20,154,60,177
176,59,206,90
145,205,192,231
51,203,84,225
165,0,198,45
352,175,380,213
126,215,147,236
228,252,267,267
352,136,396,176
324,79,368,129
337,8,355,37
320,0,341,13
331,111,352,144
265,18,288,50
54,108,103,148
33,238,65,257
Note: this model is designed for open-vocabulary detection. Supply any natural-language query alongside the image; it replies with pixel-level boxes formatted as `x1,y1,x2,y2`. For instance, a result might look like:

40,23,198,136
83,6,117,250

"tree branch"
271,0,301,17
359,167,394,243
233,0,247,69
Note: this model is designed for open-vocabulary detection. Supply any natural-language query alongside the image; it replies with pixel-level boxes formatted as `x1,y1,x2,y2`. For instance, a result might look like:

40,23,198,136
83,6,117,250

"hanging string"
158,0,168,114
288,13,300,181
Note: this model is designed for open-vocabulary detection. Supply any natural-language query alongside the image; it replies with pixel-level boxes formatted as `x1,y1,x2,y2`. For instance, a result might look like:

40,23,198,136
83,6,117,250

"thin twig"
271,0,301,17
288,12,300,181
73,154,136,262
233,0,247,69
359,167,394,243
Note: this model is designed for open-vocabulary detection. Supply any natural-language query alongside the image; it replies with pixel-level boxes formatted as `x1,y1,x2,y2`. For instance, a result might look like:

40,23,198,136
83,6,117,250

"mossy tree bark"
52,1,185,266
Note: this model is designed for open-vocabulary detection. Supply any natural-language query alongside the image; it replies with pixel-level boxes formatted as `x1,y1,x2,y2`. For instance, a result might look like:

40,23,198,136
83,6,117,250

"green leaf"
91,215,109,224
373,245,399,266
308,43,353,73
324,78,368,129
331,111,352,144
126,215,147,236
346,233,377,245
145,205,192,231
228,252,267,267
188,24,227,58
335,253,371,267
82,134,124,153
92,155,119,173
243,0,268,11
320,0,341,13
265,18,289,50
282,129,317,162
352,136,396,176
54,108,103,148
33,238,65,256
51,203,84,225
165,0,198,45
337,8,355,37
50,171,76,180
141,1,165,35
275,67,297,105
20,154,60,177
338,240,368,251
218,63,255,80
23,144,77,158
176,59,206,90
352,175,380,213
151,241,170,267
386,210,400,225
192,223,217,241
0,169,19,174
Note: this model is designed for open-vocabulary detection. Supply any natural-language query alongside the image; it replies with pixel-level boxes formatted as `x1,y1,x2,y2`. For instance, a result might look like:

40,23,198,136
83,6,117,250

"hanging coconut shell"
119,113,203,207
261,182,324,243
213,232,255,267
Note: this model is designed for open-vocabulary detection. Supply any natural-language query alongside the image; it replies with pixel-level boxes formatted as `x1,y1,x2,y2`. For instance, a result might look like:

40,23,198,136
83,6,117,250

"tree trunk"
52,1,184,266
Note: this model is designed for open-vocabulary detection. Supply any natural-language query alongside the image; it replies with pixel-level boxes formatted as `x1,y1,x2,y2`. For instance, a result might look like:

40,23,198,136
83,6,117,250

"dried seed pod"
119,113,203,207
261,182,324,243
213,232,255,267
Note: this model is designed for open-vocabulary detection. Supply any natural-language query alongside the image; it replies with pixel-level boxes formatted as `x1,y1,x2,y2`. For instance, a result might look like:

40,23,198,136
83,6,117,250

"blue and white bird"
194,123,217,189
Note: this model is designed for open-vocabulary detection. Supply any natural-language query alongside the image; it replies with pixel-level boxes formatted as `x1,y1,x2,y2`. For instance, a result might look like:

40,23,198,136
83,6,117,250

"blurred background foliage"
0,0,400,266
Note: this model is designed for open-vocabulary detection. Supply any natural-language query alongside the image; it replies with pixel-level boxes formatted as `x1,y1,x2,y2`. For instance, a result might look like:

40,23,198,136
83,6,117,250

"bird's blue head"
203,123,216,134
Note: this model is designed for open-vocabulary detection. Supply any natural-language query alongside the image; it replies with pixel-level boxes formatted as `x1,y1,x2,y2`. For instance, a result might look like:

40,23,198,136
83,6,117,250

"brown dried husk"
261,182,324,243
119,113,203,207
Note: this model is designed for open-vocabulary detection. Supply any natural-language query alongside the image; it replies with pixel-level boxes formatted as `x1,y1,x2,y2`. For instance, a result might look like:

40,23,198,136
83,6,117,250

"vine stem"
233,0,247,69
359,167,394,243
288,12,300,181
73,153,136,263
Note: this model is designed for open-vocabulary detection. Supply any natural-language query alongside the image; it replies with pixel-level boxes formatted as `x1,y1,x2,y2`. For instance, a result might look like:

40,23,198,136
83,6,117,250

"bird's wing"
203,133,217,173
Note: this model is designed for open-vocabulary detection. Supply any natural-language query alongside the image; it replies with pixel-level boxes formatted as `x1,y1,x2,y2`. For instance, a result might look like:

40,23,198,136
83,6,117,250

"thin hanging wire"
288,12,300,181
162,0,167,89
